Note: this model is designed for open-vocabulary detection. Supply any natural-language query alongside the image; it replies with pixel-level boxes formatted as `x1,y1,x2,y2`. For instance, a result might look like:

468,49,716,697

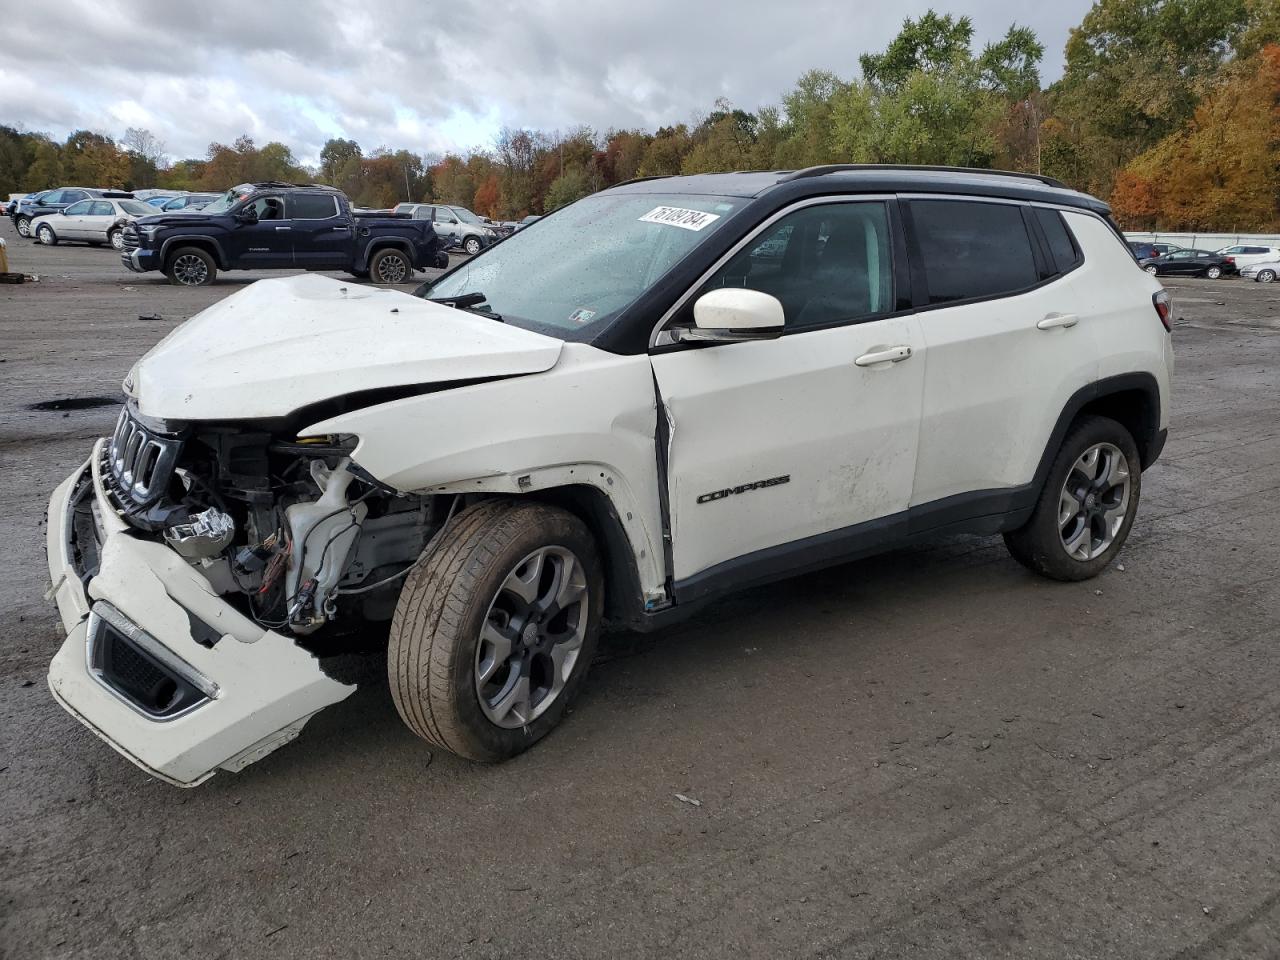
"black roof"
238,181,343,192
606,164,1108,215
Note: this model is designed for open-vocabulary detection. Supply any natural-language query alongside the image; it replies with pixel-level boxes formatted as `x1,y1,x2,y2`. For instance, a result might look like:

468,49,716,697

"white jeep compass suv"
44,165,1174,785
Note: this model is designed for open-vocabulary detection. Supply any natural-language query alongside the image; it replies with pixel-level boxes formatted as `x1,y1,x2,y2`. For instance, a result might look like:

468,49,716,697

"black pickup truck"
121,182,448,286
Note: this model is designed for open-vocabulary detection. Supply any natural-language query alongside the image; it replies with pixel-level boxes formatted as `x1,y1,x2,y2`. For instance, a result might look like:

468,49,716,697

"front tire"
369,246,412,284
36,222,57,245
1004,415,1141,582
15,215,31,238
389,500,604,762
165,246,217,286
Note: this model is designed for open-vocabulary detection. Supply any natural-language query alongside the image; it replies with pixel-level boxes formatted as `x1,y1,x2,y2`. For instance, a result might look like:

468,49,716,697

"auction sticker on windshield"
638,206,721,231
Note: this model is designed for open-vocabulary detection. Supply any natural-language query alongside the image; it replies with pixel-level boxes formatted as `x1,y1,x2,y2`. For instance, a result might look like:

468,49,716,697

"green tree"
543,167,593,210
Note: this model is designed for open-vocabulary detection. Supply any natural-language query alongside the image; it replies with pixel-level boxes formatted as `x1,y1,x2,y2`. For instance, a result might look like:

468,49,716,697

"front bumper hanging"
45,443,355,786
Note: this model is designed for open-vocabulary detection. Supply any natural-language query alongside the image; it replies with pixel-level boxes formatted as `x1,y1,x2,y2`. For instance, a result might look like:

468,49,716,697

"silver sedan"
32,197,158,249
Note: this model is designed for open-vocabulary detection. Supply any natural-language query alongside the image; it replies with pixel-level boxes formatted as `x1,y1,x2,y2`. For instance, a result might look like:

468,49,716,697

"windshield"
119,200,154,216
421,193,744,339
453,207,482,224
199,185,255,216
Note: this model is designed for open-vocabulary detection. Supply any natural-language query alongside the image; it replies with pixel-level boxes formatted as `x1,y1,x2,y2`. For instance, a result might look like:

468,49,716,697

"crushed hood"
130,274,563,421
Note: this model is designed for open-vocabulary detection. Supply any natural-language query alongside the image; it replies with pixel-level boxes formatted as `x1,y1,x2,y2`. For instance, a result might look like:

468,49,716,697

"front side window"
63,200,93,215
422,192,744,341
696,201,894,330
910,199,1038,304
245,196,285,220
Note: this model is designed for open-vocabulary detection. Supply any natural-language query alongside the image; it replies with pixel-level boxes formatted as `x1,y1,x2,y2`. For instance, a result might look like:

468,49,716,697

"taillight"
1153,290,1173,332
1224,256,1235,264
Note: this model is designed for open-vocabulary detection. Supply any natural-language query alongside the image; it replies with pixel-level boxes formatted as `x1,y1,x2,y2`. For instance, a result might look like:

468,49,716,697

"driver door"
650,199,925,591
232,195,294,268
59,199,94,238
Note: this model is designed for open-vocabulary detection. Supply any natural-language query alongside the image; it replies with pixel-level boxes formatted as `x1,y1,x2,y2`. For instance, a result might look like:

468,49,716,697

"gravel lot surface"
2,219,1279,959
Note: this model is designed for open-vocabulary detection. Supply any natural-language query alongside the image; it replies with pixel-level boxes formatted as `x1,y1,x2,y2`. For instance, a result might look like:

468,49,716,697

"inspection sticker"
568,308,597,324
638,206,721,231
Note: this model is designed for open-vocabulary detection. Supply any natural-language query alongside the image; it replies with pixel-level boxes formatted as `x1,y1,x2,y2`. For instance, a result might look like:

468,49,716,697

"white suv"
44,165,1174,785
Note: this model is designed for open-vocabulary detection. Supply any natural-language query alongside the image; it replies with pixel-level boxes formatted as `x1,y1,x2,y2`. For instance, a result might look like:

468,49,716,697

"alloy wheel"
1259,270,1276,283
1058,442,1131,561
110,231,124,250
475,546,588,729
37,225,53,245
16,217,30,237
172,254,208,285
376,254,408,283
1207,266,1222,279
1144,265,1158,275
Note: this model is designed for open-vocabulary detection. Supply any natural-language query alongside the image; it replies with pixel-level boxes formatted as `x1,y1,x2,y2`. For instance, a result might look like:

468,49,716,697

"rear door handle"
854,345,913,367
1037,313,1078,330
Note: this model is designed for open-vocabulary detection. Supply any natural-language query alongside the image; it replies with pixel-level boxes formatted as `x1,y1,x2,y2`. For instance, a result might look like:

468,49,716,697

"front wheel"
1257,269,1276,283
1004,415,1141,582
464,236,482,256
165,246,217,286
36,223,57,246
369,247,412,283
15,216,31,238
389,500,603,762
1206,265,1222,279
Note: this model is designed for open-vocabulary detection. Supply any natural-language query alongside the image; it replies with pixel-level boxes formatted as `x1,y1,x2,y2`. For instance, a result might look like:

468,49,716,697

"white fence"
1124,231,1280,251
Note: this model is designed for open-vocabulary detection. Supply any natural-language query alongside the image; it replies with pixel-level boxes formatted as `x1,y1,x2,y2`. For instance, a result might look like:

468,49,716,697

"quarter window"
910,200,1039,304
699,201,894,331
1034,208,1081,275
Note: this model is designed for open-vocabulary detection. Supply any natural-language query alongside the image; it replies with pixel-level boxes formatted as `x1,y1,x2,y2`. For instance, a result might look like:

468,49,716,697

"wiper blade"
427,291,503,322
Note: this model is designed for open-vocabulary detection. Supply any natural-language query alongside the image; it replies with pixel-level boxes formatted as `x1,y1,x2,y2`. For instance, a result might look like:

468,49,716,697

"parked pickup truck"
122,182,448,286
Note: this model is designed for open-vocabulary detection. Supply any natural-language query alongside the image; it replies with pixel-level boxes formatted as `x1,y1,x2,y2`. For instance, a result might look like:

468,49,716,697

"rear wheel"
1257,269,1276,283
165,246,216,286
1206,265,1222,279
464,236,482,256
1144,264,1158,275
388,500,603,762
108,228,124,251
370,246,412,284
36,222,57,246
1004,416,1141,582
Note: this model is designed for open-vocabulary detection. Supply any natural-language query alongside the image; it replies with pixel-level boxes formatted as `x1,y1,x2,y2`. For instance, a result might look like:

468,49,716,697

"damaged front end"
47,403,447,786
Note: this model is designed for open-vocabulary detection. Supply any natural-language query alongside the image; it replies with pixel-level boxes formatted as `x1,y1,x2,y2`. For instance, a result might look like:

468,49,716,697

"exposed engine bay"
101,403,446,641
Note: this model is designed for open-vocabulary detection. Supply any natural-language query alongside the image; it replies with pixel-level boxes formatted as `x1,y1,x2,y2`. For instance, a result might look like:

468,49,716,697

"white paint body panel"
650,316,926,581
308,345,668,597
45,446,354,786
130,274,564,421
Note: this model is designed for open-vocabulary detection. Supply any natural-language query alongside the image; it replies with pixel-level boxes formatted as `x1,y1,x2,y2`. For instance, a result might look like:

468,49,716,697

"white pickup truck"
45,165,1173,785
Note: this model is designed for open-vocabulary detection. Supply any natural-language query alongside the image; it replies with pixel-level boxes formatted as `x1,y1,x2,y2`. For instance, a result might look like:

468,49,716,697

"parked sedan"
32,197,158,249
1139,249,1235,279
1217,244,1280,270
1240,260,1279,283
12,187,129,238
160,193,220,212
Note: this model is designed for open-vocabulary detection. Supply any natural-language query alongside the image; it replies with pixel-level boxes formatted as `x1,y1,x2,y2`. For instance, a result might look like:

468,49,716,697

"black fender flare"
158,235,229,269
361,239,415,272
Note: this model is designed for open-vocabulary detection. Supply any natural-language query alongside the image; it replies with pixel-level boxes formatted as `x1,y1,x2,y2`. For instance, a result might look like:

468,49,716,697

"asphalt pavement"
2,221,1279,959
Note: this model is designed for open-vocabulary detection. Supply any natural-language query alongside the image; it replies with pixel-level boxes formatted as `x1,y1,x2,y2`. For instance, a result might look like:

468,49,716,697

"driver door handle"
854,345,913,367
1037,313,1078,330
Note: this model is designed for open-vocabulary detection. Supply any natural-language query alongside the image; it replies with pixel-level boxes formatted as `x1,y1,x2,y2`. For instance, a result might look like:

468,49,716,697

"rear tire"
165,246,216,286
1206,265,1222,279
388,499,604,762
464,236,482,256
1004,416,1141,582
1144,264,1158,275
369,246,412,284
108,228,124,251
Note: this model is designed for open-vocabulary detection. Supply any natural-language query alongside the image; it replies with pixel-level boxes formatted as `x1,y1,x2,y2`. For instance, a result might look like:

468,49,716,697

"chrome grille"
121,225,139,250
107,407,182,507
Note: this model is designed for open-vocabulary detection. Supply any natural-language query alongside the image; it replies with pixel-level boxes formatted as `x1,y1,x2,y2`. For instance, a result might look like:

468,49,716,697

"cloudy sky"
2,0,1090,166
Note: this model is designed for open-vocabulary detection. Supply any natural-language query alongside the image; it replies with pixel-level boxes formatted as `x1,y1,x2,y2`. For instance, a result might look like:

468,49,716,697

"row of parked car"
1127,240,1280,282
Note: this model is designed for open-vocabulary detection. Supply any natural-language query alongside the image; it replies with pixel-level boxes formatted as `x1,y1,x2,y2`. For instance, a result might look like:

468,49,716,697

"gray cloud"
1,0,1089,165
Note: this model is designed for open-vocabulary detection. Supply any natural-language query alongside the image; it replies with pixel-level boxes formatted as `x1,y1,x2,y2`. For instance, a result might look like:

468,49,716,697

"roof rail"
611,174,673,188
777,164,1067,189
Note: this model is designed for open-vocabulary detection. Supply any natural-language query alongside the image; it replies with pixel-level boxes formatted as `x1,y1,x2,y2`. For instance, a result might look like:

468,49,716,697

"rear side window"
89,201,114,216
909,200,1038,304
1034,208,1081,274
291,194,339,219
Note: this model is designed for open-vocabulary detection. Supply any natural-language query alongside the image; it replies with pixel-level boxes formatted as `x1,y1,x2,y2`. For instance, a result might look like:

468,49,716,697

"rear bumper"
46,445,355,786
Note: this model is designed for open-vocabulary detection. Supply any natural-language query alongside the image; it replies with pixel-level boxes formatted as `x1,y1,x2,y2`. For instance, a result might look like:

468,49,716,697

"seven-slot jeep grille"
107,406,182,508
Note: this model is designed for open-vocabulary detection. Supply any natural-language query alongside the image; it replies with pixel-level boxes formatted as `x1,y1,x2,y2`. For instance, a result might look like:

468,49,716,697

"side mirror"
674,288,785,343
235,207,258,225
59,209,68,215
